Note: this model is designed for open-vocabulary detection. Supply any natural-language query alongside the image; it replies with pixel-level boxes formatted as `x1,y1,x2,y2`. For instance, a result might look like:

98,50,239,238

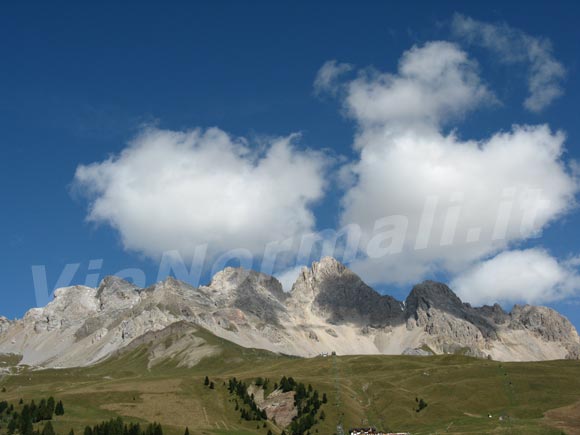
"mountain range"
0,256,578,368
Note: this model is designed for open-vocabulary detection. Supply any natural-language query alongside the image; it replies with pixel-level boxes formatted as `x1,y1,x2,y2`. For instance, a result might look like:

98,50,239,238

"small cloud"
344,41,495,128
452,13,566,112
452,248,580,305
314,60,352,96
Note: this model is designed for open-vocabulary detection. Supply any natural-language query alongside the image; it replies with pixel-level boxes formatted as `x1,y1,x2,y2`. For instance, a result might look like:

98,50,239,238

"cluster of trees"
10,420,62,435
0,401,13,415
227,378,267,422
83,417,162,435
276,376,296,393
226,376,327,435
253,378,270,391
203,377,215,390
0,401,163,435
283,378,325,435
0,397,65,435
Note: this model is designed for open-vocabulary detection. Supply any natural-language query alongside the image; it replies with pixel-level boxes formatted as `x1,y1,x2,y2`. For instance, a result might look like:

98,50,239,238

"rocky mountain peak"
96,276,139,296
310,256,348,278
290,257,350,302
405,280,464,315
404,280,503,341
208,267,286,301
202,267,287,324
474,303,509,325
510,304,579,342
162,276,182,287
0,256,578,367
96,276,140,312
290,257,404,326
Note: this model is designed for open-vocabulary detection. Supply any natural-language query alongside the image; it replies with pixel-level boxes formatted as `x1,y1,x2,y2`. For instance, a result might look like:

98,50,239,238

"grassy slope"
0,329,579,435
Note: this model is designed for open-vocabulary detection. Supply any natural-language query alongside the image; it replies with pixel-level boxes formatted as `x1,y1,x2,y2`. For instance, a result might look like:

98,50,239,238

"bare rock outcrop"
0,317,10,335
509,304,578,342
247,385,297,428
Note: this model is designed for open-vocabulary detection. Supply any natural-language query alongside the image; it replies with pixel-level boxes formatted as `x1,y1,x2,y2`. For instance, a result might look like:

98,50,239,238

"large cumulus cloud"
74,127,330,260
316,40,578,303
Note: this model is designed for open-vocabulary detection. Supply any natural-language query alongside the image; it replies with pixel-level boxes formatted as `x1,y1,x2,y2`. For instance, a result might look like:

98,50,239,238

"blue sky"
1,1,580,327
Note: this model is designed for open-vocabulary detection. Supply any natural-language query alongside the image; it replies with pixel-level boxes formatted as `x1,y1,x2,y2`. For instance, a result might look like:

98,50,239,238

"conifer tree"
42,421,56,435
184,427,189,435
55,401,65,416
20,404,34,435
7,417,17,435
46,397,55,419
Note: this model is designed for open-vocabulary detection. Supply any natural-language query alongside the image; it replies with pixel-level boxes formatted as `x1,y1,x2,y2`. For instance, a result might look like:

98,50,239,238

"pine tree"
209,382,215,390
84,426,93,435
322,393,327,404
55,401,64,416
20,404,34,435
319,411,325,421
184,427,189,435
42,421,56,435
30,400,38,422
204,376,209,386
68,429,75,435
46,397,55,419
7,418,17,435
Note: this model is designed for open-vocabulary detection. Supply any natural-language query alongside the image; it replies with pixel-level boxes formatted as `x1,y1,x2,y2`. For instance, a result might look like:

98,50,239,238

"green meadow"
1,329,579,435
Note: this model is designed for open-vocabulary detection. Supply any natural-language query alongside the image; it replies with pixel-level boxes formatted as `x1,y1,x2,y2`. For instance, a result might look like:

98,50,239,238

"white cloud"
74,127,330,260
345,41,495,128
452,13,566,112
314,60,352,96
452,249,580,305
322,42,578,295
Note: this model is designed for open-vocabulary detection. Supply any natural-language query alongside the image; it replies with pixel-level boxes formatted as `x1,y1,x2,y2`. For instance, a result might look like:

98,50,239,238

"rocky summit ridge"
0,256,578,368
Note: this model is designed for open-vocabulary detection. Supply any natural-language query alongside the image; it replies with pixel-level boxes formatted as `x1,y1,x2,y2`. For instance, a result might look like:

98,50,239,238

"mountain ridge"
0,256,578,367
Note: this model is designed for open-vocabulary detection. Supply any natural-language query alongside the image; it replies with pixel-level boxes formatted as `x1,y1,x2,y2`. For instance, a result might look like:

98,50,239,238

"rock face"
247,385,297,428
290,257,404,326
0,256,578,367
0,317,10,335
